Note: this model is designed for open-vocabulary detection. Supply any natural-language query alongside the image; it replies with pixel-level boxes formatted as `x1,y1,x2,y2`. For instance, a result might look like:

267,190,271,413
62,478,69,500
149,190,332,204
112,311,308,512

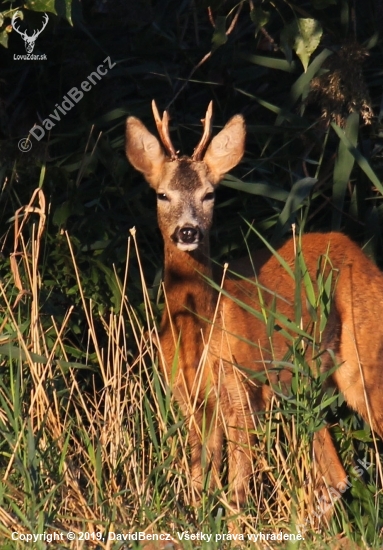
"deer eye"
203,192,215,202
157,193,169,201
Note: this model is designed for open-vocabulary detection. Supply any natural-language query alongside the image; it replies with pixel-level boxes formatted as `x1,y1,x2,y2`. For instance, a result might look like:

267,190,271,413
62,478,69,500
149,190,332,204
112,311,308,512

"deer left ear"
126,117,166,189
203,115,245,184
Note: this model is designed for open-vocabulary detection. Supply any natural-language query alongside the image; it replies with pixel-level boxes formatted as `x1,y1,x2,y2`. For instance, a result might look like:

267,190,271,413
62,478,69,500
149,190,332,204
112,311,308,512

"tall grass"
0,190,381,549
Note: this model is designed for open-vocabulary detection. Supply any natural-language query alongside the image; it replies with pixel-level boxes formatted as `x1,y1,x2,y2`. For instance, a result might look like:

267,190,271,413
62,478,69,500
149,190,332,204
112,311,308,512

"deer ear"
203,115,245,184
126,117,166,189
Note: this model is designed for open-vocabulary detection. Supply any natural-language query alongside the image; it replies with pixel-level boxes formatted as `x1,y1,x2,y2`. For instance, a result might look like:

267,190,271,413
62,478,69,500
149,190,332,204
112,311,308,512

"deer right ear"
126,117,166,189
203,115,245,185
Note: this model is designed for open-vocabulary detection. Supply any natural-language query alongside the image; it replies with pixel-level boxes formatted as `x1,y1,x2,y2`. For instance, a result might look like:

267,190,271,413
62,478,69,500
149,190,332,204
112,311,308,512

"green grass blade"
332,112,359,230
331,121,383,194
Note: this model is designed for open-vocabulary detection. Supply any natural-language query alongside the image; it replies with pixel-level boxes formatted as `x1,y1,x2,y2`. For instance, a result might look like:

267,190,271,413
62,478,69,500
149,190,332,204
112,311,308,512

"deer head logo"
12,12,48,54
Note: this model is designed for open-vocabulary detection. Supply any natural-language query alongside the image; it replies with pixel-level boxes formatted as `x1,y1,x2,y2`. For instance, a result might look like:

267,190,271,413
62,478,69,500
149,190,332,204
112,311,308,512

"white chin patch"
177,242,199,252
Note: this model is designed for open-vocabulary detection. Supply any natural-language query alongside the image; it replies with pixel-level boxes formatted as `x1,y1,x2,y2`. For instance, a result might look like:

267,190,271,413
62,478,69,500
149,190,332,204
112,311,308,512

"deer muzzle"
172,225,203,251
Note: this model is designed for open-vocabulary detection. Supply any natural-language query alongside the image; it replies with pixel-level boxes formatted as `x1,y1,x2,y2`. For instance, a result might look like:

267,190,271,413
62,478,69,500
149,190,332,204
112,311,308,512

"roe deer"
126,102,383,514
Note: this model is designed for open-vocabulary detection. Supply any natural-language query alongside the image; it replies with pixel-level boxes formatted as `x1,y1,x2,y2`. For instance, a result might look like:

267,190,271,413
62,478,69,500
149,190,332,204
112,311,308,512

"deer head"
126,102,245,252
12,12,48,54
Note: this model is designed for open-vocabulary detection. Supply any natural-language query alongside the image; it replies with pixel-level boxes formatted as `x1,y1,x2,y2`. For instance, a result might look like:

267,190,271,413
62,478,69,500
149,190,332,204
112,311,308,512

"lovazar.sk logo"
18,56,116,153
12,11,48,60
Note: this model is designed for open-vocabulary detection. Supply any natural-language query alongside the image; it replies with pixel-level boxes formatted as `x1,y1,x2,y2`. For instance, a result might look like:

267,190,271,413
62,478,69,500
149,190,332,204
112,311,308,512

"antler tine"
12,13,26,37
151,100,177,160
192,101,213,161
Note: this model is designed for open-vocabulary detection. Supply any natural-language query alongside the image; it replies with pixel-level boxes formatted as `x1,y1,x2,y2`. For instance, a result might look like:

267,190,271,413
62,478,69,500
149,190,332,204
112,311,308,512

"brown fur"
125,109,383,512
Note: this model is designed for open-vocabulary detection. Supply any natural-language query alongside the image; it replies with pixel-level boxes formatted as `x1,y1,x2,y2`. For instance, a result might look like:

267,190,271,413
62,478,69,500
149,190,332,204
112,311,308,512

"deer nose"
178,226,200,244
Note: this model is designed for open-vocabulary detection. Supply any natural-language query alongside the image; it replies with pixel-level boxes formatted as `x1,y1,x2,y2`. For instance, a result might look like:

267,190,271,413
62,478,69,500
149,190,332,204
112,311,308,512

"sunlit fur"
126,109,383,512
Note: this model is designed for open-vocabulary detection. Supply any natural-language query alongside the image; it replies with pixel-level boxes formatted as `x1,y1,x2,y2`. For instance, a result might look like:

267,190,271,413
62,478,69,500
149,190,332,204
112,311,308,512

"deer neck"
160,239,216,375
163,239,216,323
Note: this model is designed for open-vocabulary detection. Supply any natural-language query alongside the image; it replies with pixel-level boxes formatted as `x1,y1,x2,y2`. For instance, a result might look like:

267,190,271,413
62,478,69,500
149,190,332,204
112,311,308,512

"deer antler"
192,101,213,161
151,100,177,160
33,13,49,39
12,13,27,39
